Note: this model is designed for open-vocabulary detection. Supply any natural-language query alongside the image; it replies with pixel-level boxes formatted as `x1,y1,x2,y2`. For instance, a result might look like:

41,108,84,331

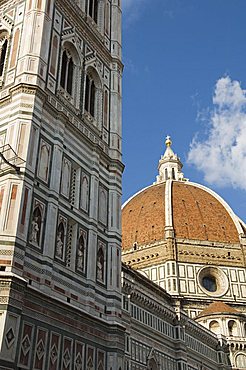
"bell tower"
0,0,124,369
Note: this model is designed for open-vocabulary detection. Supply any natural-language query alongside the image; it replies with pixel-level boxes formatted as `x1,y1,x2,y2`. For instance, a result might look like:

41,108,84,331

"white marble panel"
187,265,194,278
232,284,239,297
239,270,246,283
230,270,237,282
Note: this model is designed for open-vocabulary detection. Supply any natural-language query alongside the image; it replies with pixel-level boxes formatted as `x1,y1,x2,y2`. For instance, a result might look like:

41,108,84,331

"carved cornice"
0,83,46,107
129,289,175,322
228,340,246,351
185,318,218,346
179,249,242,263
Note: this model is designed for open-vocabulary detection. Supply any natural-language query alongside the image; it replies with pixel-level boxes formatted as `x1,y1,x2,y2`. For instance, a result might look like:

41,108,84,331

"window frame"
0,30,9,84
58,41,81,109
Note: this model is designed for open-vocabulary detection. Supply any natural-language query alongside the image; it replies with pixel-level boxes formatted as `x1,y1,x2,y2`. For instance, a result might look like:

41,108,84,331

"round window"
202,275,217,292
198,266,228,297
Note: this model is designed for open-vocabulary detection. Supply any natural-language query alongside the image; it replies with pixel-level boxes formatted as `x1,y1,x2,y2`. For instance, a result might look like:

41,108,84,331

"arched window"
60,50,74,95
0,39,8,77
85,75,96,117
209,320,221,335
88,0,98,23
148,358,158,370
236,354,246,368
84,66,102,125
59,43,81,107
228,320,237,336
202,275,217,292
60,51,67,88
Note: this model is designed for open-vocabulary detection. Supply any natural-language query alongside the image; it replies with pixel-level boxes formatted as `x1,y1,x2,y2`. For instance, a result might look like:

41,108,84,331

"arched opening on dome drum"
228,320,237,337
209,320,220,335
236,354,246,369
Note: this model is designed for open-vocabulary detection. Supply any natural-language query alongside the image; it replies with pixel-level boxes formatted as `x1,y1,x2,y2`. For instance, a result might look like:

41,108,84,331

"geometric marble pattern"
50,343,58,365
63,347,71,368
36,338,45,360
21,334,31,356
5,327,15,348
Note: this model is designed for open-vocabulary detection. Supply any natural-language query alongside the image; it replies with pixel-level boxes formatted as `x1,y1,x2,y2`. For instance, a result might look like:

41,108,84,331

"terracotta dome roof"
122,180,241,251
197,302,239,318
122,183,166,250
172,182,239,242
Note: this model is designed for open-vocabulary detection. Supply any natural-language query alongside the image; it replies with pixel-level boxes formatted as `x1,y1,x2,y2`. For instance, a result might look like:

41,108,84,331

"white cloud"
188,76,246,190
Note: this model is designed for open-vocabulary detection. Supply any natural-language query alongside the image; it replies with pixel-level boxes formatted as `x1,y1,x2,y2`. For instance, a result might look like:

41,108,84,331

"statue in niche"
77,234,85,271
30,206,42,245
96,247,104,282
56,222,65,259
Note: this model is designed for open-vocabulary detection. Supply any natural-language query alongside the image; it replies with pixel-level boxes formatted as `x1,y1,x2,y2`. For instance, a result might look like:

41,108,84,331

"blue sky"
122,0,246,221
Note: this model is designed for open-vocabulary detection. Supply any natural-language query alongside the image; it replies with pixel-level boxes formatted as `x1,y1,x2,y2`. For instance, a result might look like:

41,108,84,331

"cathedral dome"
122,137,245,251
